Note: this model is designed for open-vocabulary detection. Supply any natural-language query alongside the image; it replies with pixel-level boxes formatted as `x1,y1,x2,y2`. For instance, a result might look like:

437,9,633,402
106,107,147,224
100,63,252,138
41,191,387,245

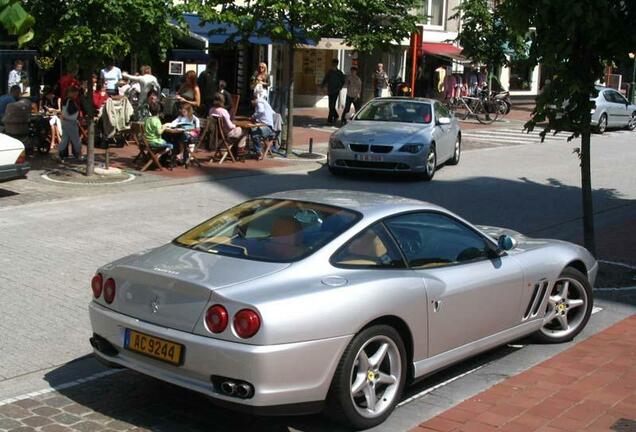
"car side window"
385,212,491,268
602,91,613,103
435,102,451,120
332,224,405,268
611,91,627,104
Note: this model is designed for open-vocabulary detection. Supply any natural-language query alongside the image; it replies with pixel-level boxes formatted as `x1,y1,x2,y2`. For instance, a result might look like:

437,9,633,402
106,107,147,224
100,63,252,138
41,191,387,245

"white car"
0,133,30,182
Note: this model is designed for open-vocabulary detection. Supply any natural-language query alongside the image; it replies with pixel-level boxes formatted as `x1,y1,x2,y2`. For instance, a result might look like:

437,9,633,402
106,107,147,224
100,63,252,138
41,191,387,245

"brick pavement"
412,315,636,432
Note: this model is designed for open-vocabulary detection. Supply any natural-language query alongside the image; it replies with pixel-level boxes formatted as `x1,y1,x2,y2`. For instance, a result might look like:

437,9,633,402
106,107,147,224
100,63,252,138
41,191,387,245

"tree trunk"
580,126,596,256
285,42,295,156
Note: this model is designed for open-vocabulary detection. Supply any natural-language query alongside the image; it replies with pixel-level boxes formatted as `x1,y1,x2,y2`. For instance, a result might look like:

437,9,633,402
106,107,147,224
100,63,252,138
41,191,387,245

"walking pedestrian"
372,63,389,98
341,66,362,125
321,59,345,125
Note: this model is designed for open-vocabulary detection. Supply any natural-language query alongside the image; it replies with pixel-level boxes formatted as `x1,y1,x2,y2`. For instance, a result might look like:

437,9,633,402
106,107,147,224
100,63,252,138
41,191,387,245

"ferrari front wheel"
325,325,407,429
536,267,593,344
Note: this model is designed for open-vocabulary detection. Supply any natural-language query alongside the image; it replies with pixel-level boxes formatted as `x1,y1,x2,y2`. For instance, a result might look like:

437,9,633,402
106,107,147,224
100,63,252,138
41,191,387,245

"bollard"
309,138,313,154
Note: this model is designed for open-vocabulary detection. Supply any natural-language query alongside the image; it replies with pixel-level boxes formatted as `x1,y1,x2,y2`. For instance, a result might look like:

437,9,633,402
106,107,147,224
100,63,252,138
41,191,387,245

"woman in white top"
165,103,200,162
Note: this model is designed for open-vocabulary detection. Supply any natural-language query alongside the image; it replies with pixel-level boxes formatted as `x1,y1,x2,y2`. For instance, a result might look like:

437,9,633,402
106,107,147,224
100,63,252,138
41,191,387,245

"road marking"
397,363,487,407
0,369,123,407
599,259,636,270
592,306,603,314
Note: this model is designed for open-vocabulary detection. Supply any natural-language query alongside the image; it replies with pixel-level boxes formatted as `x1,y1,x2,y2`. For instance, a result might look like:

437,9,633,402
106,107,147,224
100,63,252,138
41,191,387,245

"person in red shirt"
58,66,79,103
92,79,110,111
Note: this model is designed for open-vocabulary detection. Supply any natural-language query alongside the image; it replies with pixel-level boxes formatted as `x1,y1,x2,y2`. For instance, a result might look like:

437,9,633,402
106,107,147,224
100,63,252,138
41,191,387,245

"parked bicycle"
445,90,503,124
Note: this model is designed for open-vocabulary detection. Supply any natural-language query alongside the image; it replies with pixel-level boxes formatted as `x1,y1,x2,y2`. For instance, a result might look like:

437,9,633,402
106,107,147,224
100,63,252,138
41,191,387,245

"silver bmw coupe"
328,98,461,180
89,190,596,429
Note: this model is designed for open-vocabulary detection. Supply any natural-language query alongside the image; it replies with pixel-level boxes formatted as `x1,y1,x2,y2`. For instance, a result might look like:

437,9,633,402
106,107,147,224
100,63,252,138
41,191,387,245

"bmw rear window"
174,199,361,262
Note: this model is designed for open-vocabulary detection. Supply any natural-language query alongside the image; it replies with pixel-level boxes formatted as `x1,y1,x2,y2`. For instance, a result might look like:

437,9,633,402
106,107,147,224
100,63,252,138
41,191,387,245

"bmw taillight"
233,309,261,339
205,305,229,333
15,150,26,165
91,274,103,298
103,278,116,304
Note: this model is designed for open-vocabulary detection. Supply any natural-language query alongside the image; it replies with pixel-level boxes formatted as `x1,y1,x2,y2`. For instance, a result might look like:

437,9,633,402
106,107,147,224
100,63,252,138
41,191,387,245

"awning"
420,43,468,62
182,13,313,46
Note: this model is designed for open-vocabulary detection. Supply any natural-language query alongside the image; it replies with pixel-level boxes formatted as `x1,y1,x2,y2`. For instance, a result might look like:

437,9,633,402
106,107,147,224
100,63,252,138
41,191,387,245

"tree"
502,0,636,255
1,0,34,46
25,0,183,175
186,0,418,155
452,0,525,92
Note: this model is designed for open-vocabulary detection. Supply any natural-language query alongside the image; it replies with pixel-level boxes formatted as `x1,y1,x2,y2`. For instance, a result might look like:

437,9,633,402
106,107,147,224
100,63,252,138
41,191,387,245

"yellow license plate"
125,329,184,366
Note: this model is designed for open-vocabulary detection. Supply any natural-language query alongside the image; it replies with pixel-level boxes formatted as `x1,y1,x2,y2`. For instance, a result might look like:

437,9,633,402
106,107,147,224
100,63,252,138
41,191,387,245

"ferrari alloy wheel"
447,136,461,165
536,267,593,343
326,325,407,429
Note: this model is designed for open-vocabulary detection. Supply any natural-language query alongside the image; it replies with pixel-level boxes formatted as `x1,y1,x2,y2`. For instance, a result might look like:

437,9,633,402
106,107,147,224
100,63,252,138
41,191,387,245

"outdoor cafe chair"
130,122,169,171
230,94,240,119
211,116,236,164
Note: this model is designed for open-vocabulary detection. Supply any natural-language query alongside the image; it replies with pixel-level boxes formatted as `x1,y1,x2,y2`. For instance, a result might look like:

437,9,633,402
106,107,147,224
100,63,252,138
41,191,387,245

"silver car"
328,98,461,180
591,86,636,133
89,190,596,429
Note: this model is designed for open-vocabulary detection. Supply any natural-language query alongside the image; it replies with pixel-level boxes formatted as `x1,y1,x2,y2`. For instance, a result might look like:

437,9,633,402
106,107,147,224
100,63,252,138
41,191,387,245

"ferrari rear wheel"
325,325,407,429
535,267,593,344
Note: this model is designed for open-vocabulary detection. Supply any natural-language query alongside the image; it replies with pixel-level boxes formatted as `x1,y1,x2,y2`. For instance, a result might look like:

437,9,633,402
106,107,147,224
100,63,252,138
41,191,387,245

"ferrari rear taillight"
15,150,26,165
91,274,103,298
233,309,261,339
103,278,116,304
205,305,229,333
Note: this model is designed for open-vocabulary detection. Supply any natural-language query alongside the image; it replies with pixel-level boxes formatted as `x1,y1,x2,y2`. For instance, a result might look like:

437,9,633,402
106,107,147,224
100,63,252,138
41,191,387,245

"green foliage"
452,0,526,72
502,0,636,137
25,0,183,69
0,0,35,45
185,0,417,52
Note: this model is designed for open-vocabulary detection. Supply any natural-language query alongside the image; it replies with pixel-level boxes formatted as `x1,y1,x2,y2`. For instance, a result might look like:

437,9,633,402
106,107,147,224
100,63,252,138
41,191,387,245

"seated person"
165,103,200,162
143,102,173,152
137,89,161,120
92,79,111,112
0,85,21,120
41,86,62,149
218,80,233,113
249,94,275,156
208,92,246,148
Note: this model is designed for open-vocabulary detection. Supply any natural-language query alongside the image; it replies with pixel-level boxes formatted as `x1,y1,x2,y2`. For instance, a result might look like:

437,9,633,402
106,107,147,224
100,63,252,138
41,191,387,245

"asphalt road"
1,129,635,430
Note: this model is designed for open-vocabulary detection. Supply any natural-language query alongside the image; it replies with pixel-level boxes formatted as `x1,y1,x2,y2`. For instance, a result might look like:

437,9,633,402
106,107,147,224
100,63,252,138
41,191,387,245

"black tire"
328,164,346,176
325,325,407,430
475,101,498,125
626,112,635,131
447,135,461,166
596,113,607,134
534,267,593,344
417,145,436,181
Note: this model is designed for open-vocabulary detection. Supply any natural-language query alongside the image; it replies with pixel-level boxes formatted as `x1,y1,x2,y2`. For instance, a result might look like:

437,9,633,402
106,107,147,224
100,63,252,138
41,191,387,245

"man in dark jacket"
321,59,345,125
198,59,218,114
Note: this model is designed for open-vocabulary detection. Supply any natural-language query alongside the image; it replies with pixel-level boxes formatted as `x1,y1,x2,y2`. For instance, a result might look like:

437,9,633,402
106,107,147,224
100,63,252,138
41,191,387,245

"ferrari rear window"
174,199,360,262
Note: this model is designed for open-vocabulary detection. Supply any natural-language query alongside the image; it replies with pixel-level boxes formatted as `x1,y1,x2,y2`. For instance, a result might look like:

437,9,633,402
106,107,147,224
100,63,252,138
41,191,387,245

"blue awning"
183,13,273,45
182,13,313,46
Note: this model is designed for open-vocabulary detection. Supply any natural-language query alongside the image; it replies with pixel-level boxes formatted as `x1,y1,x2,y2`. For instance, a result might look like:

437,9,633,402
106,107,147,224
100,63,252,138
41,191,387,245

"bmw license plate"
354,154,383,162
124,329,184,366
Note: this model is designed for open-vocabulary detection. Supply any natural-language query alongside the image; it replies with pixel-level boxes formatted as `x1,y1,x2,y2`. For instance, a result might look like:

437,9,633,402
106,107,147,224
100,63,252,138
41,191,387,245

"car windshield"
174,199,361,262
355,100,433,124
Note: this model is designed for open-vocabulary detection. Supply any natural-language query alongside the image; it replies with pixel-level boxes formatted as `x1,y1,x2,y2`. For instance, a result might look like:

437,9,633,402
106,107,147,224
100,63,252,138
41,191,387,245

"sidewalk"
412,314,636,432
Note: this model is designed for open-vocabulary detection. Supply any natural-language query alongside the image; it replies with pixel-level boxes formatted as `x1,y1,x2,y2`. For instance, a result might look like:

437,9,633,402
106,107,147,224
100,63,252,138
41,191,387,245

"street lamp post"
629,52,636,104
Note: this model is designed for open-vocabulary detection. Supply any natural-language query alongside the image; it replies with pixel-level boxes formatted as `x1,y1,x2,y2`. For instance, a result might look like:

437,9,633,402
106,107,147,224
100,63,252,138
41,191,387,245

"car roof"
262,189,443,216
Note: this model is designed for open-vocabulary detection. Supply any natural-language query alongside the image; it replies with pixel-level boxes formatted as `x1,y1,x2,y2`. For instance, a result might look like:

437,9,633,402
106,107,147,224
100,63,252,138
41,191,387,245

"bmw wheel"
447,136,461,166
596,113,607,134
417,145,436,181
535,267,593,344
326,325,407,429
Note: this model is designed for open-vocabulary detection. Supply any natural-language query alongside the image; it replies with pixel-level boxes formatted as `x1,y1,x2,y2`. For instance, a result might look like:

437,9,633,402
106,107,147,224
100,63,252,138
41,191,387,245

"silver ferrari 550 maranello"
89,190,596,429
328,97,461,180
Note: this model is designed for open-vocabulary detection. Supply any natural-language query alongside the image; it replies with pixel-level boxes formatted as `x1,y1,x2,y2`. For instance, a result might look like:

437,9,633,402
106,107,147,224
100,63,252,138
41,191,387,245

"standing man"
100,62,122,96
372,63,389,98
123,65,160,108
8,60,24,93
198,59,219,114
341,66,362,125
321,59,345,125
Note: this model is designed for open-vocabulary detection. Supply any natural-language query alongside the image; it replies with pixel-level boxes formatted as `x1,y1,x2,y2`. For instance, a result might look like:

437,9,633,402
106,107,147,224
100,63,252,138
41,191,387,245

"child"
58,87,82,161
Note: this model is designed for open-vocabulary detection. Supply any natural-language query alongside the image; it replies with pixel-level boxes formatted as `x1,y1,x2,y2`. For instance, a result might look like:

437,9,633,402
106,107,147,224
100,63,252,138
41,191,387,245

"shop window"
419,0,446,28
509,58,533,91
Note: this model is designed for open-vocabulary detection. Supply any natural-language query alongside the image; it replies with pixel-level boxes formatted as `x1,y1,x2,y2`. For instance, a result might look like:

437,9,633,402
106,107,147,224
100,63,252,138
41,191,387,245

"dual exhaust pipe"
220,380,253,399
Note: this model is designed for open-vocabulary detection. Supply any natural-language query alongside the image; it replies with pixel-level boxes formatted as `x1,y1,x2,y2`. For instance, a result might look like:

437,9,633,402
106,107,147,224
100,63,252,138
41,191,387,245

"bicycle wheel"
495,100,508,117
475,100,498,124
